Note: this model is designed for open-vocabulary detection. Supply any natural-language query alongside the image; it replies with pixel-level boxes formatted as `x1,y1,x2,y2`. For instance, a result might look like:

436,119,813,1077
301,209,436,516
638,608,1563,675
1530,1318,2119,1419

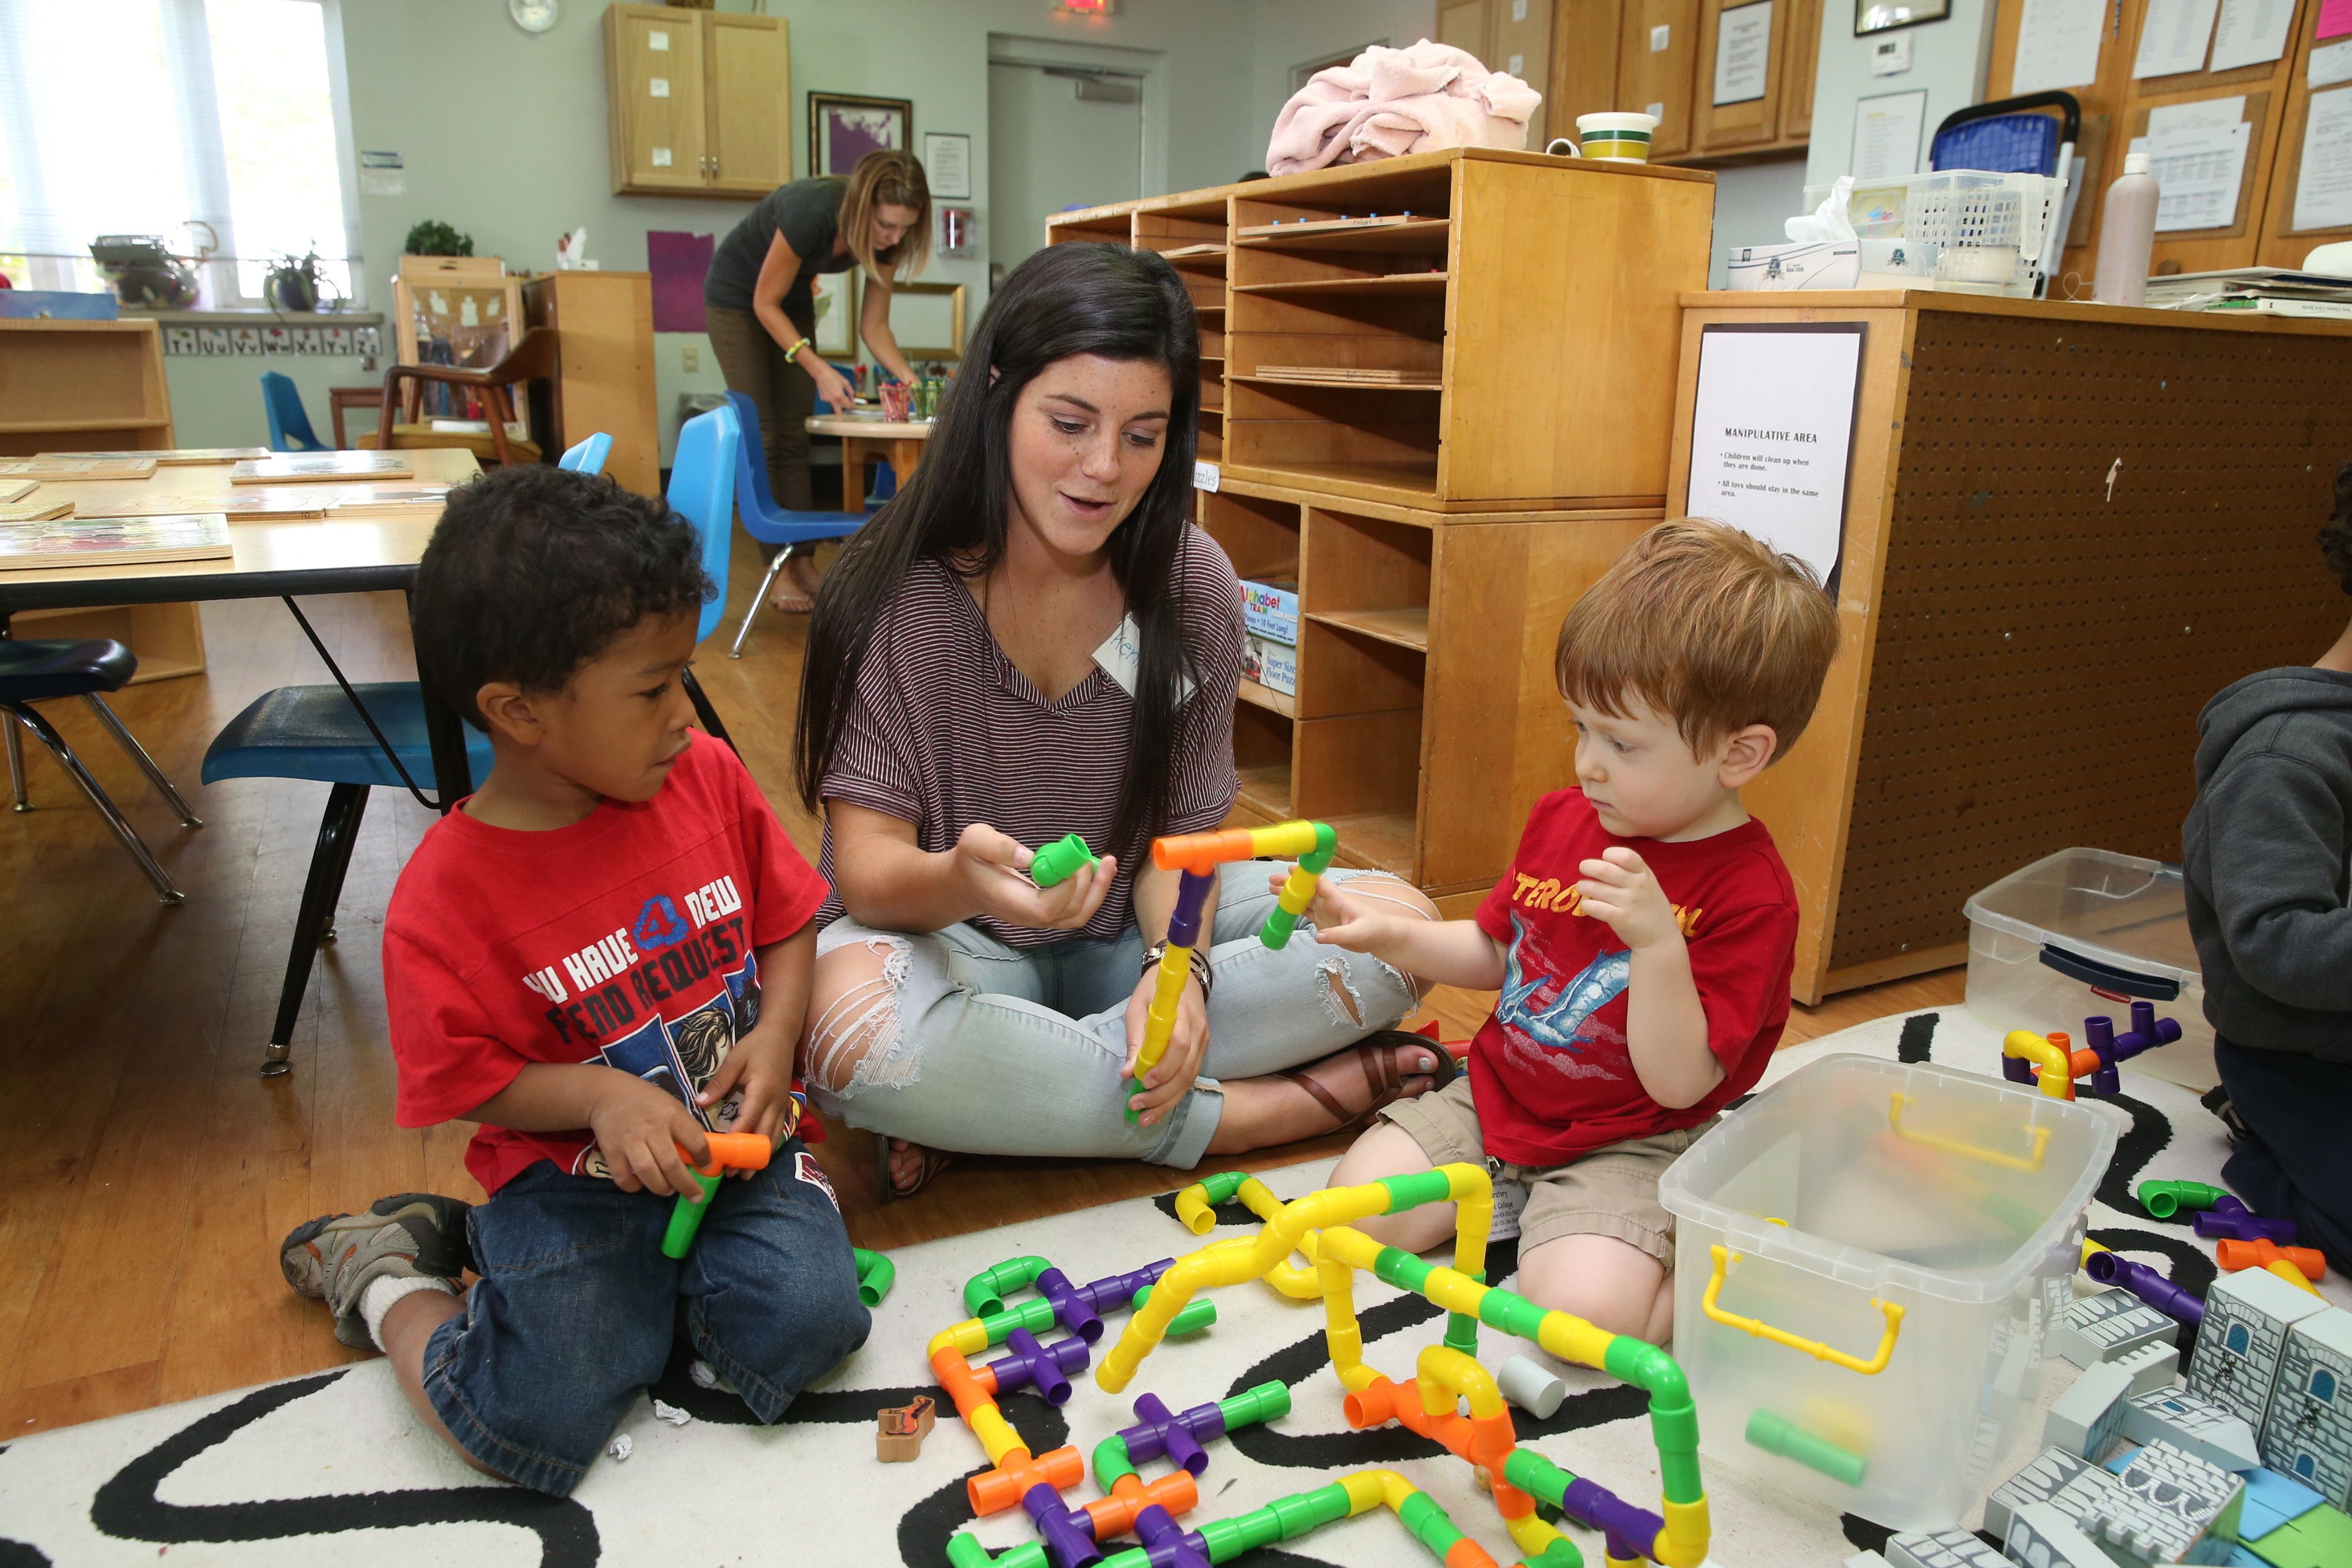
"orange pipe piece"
970,1444,1085,1517
1445,1540,1500,1568
1084,1469,1198,1537
1350,1378,1537,1521
1152,828,1261,873
931,1346,997,1421
2217,1238,2329,1280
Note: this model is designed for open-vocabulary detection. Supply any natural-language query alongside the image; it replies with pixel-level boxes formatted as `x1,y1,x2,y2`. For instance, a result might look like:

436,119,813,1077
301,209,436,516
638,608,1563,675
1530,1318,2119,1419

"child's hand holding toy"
1575,848,1682,951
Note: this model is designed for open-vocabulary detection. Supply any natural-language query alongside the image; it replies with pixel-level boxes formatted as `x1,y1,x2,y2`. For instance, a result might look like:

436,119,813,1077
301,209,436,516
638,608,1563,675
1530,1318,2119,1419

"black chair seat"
0,639,137,702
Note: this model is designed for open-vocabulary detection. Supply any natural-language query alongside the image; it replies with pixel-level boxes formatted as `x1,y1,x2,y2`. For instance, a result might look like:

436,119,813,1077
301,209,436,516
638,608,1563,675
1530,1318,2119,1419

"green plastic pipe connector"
660,1167,723,1258
1373,1244,1434,1295
1745,1408,1868,1486
1030,834,1098,888
1131,1284,1218,1336
1521,1536,1585,1568
1260,842,1337,949
1602,1338,1703,1505
1396,1490,1466,1559
1504,1447,1576,1507
1218,1380,1292,1430
1093,1433,1137,1490
1196,1170,1251,1207
852,1247,894,1307
965,1256,1050,1317
1379,1169,1456,1213
2138,1179,2230,1219
1478,1287,1551,1343
975,1294,1058,1347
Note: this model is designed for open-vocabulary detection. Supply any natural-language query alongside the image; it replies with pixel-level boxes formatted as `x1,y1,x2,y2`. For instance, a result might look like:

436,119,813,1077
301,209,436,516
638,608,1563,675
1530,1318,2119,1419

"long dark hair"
795,242,1203,864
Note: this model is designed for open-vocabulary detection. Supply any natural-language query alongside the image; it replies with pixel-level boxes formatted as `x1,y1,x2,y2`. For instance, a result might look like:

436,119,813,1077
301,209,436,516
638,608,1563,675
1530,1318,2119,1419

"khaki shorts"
1379,1074,1713,1267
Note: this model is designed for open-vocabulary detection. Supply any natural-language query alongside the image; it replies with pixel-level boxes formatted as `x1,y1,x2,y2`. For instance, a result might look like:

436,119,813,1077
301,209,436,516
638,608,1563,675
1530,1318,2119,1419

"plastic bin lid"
1963,847,2200,987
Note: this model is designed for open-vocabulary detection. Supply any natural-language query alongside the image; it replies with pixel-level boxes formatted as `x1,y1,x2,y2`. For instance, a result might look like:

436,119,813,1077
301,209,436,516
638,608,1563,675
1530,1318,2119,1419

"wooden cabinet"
603,3,789,198
522,271,660,496
1618,0,1705,157
1691,0,1791,151
1782,0,1820,139
1438,0,1556,144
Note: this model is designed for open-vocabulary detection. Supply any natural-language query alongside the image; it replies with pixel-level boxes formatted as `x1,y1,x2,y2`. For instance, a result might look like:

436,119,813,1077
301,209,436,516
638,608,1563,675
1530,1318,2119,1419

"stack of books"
2143,268,2352,319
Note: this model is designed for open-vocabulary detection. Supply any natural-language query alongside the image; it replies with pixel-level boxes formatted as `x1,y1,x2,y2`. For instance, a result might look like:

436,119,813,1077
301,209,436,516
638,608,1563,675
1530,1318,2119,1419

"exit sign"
1057,0,1114,13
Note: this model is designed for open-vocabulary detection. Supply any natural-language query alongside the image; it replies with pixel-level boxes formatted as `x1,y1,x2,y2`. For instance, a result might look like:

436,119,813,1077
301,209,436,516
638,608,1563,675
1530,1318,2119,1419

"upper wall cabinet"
1439,0,1556,145
1617,0,1706,158
604,3,790,198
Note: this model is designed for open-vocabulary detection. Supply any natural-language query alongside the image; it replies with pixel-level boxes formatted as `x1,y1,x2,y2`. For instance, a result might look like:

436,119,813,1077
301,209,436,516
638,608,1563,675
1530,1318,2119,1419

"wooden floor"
0,527,1964,1438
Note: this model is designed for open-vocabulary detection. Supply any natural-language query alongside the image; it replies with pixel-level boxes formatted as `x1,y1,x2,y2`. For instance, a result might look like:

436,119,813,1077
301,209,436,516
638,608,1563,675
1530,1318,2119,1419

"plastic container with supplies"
1963,848,2214,1090
1659,1055,2117,1531
1804,170,2066,297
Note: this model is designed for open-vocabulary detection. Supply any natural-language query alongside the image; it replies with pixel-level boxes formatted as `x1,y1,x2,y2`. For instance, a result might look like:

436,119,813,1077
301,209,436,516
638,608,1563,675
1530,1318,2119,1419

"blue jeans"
421,1145,869,1496
810,861,1427,1167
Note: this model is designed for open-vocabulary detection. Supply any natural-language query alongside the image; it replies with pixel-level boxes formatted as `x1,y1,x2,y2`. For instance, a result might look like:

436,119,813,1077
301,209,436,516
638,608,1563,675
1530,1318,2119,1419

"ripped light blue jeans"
807,862,1427,1167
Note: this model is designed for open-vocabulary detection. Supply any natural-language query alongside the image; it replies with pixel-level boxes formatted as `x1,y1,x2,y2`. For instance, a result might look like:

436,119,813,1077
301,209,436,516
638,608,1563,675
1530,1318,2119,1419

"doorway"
987,51,1146,284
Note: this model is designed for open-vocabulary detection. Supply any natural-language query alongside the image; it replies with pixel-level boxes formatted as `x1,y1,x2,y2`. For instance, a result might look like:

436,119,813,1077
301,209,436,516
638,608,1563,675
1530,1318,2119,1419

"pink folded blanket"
1266,39,1544,177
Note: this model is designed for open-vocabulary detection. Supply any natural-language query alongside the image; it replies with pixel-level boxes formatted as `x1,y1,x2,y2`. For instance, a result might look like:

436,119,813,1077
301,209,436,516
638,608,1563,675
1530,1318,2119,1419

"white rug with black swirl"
2,1009,2339,1567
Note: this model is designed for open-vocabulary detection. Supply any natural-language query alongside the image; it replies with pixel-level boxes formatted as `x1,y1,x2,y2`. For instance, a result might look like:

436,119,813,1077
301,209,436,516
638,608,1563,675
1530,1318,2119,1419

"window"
2226,1323,2252,1356
0,0,356,306
2313,1368,2338,1404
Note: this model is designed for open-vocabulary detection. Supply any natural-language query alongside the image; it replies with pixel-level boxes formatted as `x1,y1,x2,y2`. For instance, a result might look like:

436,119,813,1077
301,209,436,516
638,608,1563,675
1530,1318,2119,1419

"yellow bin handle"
1701,1244,1905,1376
1889,1092,2051,1173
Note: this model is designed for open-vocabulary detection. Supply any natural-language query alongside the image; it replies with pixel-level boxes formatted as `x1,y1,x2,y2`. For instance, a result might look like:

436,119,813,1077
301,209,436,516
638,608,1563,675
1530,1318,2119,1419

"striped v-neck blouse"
816,528,1244,947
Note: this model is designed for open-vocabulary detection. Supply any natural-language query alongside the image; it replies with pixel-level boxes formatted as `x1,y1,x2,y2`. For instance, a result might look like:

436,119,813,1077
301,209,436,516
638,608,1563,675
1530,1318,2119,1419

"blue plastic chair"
6,638,202,903
723,390,870,658
665,406,743,749
260,370,331,452
558,432,614,473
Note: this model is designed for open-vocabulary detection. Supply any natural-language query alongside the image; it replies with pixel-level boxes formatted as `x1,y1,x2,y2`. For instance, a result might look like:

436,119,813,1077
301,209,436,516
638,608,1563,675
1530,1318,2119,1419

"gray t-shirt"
704,175,855,324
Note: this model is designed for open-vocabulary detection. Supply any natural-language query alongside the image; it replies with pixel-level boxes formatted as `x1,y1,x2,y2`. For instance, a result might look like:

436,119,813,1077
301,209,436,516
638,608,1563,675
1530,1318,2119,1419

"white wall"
1707,156,1812,287
1804,3,2000,187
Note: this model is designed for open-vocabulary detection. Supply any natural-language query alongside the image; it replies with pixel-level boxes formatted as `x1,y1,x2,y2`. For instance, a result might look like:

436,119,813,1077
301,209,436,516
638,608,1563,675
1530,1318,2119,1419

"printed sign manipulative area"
1683,322,1866,594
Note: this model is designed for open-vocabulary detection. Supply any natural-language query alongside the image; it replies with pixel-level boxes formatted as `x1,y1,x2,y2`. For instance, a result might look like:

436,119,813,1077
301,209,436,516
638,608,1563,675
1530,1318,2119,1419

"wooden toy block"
2258,1308,2352,1510
1884,1526,2007,1568
876,1393,937,1463
2049,1438,2244,1563
1987,1446,2094,1542
2122,1387,2264,1474
2005,1500,2122,1568
2188,1270,2332,1432
2058,1287,2184,1368
2049,1360,2138,1461
2117,1339,2184,1398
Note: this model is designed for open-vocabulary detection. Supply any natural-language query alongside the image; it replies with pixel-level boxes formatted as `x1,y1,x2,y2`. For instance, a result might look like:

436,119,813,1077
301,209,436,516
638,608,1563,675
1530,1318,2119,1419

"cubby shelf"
1306,608,1430,652
1232,218,1453,255
1237,679,1297,718
1232,274,1449,299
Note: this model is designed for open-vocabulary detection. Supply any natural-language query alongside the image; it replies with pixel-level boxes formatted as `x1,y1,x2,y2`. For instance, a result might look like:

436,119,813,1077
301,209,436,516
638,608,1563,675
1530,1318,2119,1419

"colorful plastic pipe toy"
854,1246,897,1306
2215,1238,2329,1281
2192,1195,2299,1245
1744,1409,1868,1487
2002,1002,2182,1100
2083,1248,2205,1328
1125,821,1336,1121
658,1131,771,1258
2136,1179,2230,1219
1031,834,1099,889
1090,1163,1713,1568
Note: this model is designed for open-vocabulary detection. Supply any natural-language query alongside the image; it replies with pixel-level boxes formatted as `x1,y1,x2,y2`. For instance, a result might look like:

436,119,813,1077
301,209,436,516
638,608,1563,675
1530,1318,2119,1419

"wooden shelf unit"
1202,475,1662,910
0,318,206,680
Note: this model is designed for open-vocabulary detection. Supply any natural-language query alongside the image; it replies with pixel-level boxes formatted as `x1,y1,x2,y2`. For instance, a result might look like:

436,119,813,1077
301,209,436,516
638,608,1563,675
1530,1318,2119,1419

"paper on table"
2313,38,2352,88
2296,86,2352,231
2209,0,2295,70
1714,1,1774,107
1852,90,1929,180
2143,97,2251,230
2013,0,2106,92
2135,0,2220,77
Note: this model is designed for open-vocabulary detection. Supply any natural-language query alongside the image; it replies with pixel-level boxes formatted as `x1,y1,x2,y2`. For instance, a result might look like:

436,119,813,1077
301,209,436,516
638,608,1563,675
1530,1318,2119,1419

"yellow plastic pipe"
2269,1259,2323,1296
1319,1253,1379,1393
2003,1030,2075,1099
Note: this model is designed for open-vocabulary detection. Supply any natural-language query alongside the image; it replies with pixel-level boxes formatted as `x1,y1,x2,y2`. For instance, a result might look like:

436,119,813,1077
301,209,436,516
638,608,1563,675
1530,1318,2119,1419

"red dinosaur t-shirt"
384,731,827,1195
1468,788,1798,1166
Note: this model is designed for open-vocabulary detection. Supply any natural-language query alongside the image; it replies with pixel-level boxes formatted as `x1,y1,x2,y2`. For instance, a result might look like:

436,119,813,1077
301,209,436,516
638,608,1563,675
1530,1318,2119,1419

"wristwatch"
1139,941,1213,998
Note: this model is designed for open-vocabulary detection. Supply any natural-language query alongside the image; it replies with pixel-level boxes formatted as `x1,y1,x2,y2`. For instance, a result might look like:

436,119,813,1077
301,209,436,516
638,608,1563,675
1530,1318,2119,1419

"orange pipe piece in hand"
677,1131,772,1177
1153,827,1262,873
2216,1238,2328,1280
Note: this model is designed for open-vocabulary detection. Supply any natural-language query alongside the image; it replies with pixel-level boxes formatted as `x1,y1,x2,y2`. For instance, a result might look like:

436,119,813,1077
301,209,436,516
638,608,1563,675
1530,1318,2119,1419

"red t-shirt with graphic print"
1467,788,1798,1167
384,731,829,1196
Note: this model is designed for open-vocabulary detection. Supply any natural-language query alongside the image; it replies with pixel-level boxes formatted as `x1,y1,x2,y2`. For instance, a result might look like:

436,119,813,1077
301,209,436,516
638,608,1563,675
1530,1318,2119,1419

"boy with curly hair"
1296,519,1840,1341
2182,459,2352,1275
279,465,867,1493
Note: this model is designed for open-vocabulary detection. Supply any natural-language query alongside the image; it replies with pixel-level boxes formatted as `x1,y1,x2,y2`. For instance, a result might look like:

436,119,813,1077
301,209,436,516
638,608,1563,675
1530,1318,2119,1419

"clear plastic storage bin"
1803,169,2067,297
1963,848,2215,1091
1660,1055,2117,1530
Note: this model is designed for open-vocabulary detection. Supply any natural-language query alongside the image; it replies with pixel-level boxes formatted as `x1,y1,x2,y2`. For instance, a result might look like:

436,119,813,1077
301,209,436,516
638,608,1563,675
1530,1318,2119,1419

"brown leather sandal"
1274,1029,1459,1137
875,1136,956,1205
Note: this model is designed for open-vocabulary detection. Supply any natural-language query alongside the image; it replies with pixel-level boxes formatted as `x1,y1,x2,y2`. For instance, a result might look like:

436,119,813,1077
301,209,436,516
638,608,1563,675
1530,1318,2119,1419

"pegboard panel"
1831,309,2352,974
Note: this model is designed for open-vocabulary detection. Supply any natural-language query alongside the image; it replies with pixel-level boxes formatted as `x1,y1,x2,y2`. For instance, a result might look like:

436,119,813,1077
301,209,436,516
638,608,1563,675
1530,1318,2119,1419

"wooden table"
1,449,484,805
806,413,930,509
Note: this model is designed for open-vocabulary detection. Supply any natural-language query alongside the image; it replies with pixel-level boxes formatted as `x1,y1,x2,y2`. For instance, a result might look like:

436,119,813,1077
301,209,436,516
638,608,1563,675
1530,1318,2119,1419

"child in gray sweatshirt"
2181,461,2352,1275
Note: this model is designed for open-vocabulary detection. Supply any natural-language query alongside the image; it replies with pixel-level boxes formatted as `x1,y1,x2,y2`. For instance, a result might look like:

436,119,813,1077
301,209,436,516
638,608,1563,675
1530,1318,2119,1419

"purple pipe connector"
2194,1205,2298,1243
2002,1050,2036,1086
1561,1477,1664,1558
1035,1267,1106,1344
1120,1392,1229,1476
1023,1480,1102,1568
2109,1000,2182,1064
1074,1259,1174,1319
2085,1250,2206,1329
990,1327,1093,1405
2082,1016,2122,1096
1166,870,1214,947
1135,1506,1210,1568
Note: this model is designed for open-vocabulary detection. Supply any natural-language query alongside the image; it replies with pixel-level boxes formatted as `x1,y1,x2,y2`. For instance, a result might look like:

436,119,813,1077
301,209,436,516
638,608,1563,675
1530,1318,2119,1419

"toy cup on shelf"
659,1131,772,1259
1575,111,1660,162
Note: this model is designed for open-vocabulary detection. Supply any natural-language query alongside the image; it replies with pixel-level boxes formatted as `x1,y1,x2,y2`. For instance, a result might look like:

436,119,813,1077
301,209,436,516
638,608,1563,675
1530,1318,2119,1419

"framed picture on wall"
809,92,913,176
1855,0,1948,33
883,281,967,360
812,270,858,358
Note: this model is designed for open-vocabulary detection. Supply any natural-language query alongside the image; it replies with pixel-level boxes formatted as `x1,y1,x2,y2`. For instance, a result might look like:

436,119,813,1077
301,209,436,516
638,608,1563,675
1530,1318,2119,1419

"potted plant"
263,249,336,312
401,220,474,257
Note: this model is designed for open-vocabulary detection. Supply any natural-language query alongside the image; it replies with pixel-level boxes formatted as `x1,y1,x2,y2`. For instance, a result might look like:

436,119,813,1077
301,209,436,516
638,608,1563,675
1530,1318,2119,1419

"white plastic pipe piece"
1497,1353,1566,1419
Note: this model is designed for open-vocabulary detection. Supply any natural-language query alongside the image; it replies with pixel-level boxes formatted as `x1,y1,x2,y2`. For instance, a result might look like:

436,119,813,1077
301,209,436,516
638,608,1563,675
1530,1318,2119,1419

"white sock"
359,1273,457,1350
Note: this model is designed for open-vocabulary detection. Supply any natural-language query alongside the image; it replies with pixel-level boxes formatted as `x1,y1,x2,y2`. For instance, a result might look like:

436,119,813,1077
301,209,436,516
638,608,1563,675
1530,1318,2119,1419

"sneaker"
2200,1084,2252,1144
281,1193,473,1349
